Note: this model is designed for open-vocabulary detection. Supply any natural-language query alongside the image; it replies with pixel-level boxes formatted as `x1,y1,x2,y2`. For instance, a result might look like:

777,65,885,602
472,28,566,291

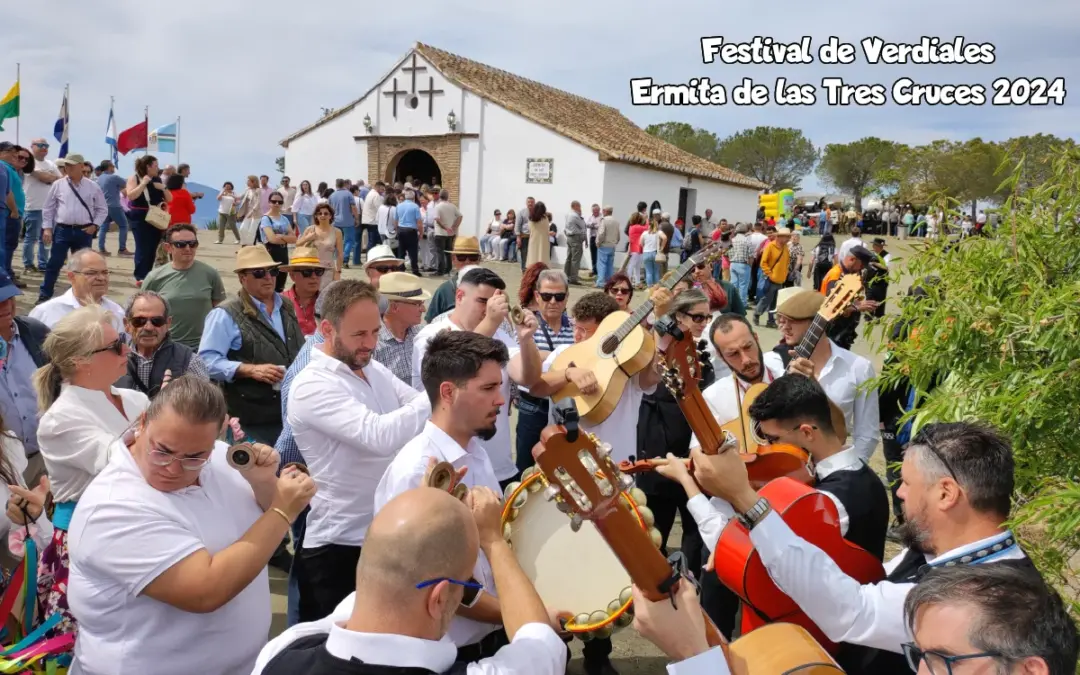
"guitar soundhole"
600,334,619,356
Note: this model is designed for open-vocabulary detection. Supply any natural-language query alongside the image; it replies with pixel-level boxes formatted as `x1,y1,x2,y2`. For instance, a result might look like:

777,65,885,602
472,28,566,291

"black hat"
850,246,876,265
872,237,886,246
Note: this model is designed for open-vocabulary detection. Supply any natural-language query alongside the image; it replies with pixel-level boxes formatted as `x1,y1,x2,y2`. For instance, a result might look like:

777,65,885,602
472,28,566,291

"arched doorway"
389,149,441,186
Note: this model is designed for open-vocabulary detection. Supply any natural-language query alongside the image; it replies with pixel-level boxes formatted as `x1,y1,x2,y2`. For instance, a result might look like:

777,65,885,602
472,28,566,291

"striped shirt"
520,311,575,394
728,233,751,264
373,323,421,384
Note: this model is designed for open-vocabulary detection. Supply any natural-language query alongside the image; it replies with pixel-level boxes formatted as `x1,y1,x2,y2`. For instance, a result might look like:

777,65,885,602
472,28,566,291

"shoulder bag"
143,182,172,230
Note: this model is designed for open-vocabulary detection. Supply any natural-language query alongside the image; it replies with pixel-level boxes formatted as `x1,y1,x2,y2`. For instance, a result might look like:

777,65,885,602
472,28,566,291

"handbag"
145,201,171,231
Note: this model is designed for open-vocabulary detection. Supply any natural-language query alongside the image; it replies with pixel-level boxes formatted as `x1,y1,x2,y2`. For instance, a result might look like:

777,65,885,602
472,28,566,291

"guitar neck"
793,314,831,361
612,255,701,342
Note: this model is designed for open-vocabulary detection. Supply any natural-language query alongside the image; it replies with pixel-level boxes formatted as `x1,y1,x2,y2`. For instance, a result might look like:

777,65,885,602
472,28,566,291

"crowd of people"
0,137,1075,675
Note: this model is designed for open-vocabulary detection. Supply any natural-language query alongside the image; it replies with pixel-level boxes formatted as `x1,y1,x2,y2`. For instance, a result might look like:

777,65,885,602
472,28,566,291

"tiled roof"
281,43,766,190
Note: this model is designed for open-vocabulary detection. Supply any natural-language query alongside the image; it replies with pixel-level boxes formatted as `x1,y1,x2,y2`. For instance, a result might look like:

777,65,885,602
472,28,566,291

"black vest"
115,339,195,399
817,463,890,561
219,294,303,427
262,633,470,675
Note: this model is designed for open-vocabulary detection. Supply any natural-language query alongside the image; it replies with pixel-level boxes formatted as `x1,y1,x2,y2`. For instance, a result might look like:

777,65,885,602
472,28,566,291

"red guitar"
532,414,843,674
714,478,886,653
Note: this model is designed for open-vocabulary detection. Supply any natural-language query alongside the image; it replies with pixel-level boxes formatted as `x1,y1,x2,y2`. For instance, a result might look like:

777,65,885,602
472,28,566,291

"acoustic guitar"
549,242,721,424
532,416,843,674
713,477,886,654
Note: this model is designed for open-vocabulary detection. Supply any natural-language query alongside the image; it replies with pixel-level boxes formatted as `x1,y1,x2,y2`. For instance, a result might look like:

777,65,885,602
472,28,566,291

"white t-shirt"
838,236,866,262
376,204,397,237
217,194,235,215
640,231,659,254
25,158,59,211
67,441,269,675
542,344,655,464
411,316,520,480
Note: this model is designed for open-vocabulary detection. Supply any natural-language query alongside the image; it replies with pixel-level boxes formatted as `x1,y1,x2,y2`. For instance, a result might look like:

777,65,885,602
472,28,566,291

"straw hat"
378,272,432,302
234,246,280,272
775,288,823,320
281,246,327,271
451,236,481,255
775,227,792,236
55,153,87,167
362,244,405,271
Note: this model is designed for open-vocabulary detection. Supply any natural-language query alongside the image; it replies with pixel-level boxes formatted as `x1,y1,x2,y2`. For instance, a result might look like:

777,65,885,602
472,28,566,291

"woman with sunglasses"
603,272,634,311
32,304,149,637
123,155,173,284
296,203,342,291
690,258,745,316
260,194,298,293
65,376,316,675
292,180,317,232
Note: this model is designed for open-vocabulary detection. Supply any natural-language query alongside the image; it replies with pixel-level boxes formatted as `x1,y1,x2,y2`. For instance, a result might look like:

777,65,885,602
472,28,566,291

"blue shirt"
260,214,291,242
329,189,355,229
198,294,286,381
97,172,126,209
0,163,9,221
396,200,420,229
0,324,42,456
274,330,325,467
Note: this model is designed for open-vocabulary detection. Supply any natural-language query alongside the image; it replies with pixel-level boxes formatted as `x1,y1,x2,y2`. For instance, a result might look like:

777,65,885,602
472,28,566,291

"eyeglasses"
455,254,480,263
169,240,198,249
754,420,815,445
372,264,405,274
538,292,567,303
92,339,126,356
130,316,167,328
269,200,284,205
415,577,484,607
15,155,29,163
680,311,710,324
74,269,110,278
694,263,708,271
147,439,212,471
246,268,279,279
316,211,332,218
297,268,326,278
902,642,1002,675
32,143,48,148
610,287,632,295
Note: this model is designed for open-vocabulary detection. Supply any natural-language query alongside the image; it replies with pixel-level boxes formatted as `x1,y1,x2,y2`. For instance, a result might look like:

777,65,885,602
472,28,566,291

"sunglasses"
169,240,198,249
455,254,480,262
316,211,332,218
415,576,484,608
130,316,167,328
538,292,567,302
372,264,405,274
680,311,710,324
610,287,632,295
296,268,326,278
92,339,125,356
269,199,284,205
695,263,708,270
33,143,48,148
754,421,815,445
246,268,279,279
15,155,29,163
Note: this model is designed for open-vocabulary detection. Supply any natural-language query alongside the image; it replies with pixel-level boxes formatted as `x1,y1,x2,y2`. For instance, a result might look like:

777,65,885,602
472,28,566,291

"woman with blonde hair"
235,175,263,246
33,304,150,636
525,201,551,267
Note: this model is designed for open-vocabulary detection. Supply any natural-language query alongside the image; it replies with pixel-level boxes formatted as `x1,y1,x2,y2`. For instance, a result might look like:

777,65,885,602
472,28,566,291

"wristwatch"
737,497,771,530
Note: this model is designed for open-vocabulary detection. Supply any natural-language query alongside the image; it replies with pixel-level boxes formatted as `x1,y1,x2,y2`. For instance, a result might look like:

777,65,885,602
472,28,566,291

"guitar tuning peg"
597,442,612,459
570,514,584,532
543,485,560,501
555,499,573,514
619,472,635,491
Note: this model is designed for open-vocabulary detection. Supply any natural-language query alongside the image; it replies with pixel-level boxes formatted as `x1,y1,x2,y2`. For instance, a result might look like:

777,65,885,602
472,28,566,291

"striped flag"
53,88,69,158
148,122,177,153
105,105,119,167
0,81,18,132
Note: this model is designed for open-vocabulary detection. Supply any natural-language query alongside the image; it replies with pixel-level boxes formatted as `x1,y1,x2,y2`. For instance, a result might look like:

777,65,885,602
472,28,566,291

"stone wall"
365,134,475,204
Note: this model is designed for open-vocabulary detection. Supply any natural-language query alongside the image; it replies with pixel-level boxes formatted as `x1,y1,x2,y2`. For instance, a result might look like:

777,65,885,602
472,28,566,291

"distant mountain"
187,181,220,229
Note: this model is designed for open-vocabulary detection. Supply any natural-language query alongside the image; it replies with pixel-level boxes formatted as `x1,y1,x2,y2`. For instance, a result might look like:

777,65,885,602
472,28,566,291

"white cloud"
2,0,1076,194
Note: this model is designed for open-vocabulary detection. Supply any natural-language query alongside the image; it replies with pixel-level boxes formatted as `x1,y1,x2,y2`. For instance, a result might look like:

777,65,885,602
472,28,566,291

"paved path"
15,233,920,672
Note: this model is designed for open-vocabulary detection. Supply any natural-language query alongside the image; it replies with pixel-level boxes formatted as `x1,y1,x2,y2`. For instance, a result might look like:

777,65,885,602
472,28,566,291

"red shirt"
283,287,317,336
167,189,197,224
628,224,649,253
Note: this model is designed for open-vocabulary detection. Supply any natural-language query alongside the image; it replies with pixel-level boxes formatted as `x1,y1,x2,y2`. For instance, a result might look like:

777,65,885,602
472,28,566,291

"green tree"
275,156,285,175
1002,134,1076,192
816,137,900,211
714,126,818,192
644,122,720,162
876,144,1080,609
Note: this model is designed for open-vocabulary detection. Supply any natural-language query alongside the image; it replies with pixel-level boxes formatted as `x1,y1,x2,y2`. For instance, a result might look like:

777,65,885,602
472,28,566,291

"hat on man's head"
775,227,792,236
379,272,432,303
451,236,481,256
54,153,86,167
872,237,887,246
651,209,662,215
775,288,823,320
362,244,405,271
0,270,23,303
234,246,280,272
281,246,328,271
849,245,876,265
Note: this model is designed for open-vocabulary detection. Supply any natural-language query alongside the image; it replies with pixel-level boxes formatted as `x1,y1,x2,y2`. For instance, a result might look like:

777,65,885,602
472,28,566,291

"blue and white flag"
53,89,69,158
148,122,176,153
105,105,119,167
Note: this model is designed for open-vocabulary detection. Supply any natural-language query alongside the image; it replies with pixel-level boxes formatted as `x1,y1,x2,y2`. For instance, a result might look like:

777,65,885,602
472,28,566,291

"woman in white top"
481,209,503,260
33,304,149,637
292,180,318,232
235,175,263,246
66,376,316,675
376,193,398,251
215,181,241,245
640,221,665,287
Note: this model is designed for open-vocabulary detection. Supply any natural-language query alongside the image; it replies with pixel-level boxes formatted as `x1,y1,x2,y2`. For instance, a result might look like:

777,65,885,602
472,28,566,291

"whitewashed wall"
283,109,367,189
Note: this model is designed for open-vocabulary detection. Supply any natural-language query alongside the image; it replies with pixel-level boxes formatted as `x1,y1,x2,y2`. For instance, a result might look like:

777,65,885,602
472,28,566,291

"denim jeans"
21,210,48,270
338,226,357,264
98,205,130,251
643,251,659,286
39,226,94,301
755,279,781,323
361,224,381,255
5,216,19,277
501,238,516,262
730,262,751,304
296,213,312,231
515,395,551,475
130,211,163,281
595,246,615,286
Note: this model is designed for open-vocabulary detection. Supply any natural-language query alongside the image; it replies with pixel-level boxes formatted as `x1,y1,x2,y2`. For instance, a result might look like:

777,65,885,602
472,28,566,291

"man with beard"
287,279,432,621
374,330,565,664
682,420,1029,675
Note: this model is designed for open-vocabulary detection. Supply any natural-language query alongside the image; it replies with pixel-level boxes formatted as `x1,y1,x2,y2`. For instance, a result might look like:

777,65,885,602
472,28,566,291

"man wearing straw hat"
199,246,304,446
373,272,430,384
424,236,481,323
281,246,329,338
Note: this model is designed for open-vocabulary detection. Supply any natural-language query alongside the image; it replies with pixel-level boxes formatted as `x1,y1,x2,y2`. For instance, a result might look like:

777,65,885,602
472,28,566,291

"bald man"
252,486,567,674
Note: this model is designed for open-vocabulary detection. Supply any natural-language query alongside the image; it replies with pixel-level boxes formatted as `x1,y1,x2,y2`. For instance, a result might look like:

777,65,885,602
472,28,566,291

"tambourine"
427,460,469,500
227,443,257,471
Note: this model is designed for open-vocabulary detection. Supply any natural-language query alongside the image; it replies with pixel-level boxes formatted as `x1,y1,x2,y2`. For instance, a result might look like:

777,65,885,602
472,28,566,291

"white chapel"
280,42,766,238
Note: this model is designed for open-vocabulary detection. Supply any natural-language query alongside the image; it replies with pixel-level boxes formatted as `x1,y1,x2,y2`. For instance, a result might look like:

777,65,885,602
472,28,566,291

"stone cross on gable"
383,77,406,118
402,53,427,93
419,76,444,119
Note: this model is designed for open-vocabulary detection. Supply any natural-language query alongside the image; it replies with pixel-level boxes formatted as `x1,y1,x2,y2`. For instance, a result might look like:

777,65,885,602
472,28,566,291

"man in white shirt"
252,486,569,675
277,176,297,228
360,180,385,255
29,248,125,332
777,289,880,463
838,226,867,262
680,421,1029,674
412,268,542,489
22,138,59,273
288,279,432,622
375,330,560,662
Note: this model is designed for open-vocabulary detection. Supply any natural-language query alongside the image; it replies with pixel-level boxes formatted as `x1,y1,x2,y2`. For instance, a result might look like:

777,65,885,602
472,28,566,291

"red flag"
117,119,148,155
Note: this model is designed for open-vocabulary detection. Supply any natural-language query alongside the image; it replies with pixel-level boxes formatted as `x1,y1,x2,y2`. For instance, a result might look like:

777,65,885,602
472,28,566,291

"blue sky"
3,0,1076,195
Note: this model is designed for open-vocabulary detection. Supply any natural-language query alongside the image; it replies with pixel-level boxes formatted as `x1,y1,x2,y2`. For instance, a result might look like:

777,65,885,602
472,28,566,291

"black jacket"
14,316,49,368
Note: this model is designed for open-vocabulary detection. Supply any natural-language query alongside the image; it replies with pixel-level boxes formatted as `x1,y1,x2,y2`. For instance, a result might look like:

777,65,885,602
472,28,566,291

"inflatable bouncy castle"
759,189,795,220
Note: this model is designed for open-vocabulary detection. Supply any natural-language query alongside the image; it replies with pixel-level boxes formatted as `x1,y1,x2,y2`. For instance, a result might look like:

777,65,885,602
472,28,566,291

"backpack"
814,244,835,267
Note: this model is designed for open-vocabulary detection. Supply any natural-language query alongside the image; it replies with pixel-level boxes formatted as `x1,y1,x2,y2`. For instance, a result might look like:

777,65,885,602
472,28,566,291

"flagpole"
14,64,19,145
144,106,149,156
176,115,180,165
